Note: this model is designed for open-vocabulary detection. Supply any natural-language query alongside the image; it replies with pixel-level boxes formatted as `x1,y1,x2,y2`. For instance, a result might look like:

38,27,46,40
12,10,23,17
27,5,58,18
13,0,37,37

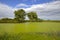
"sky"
0,0,60,20
0,0,54,7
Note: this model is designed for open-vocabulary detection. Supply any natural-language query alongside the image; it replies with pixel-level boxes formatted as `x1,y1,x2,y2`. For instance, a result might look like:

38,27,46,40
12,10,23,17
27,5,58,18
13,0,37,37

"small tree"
27,12,38,22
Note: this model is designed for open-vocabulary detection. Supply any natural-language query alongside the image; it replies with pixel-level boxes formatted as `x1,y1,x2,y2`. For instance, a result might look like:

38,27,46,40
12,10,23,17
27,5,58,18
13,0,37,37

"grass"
0,22,60,40
0,32,60,40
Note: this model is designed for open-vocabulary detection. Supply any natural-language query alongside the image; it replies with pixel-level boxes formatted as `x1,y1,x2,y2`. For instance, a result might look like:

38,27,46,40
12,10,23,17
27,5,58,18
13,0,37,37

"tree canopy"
0,9,43,23
14,9,26,22
27,12,38,22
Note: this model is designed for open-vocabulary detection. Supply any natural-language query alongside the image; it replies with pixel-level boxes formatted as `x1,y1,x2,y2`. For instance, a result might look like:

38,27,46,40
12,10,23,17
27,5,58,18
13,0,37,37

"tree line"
0,9,43,23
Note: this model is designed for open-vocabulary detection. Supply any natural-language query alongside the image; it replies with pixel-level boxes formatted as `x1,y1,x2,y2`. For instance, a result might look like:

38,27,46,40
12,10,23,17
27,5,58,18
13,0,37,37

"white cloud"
0,0,60,20
15,3,30,8
22,1,60,20
0,3,14,19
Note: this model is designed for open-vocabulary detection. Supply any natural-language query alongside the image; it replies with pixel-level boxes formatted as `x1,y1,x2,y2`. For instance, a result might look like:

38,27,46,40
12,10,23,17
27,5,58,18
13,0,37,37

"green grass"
0,22,60,40
0,22,60,33
0,32,60,40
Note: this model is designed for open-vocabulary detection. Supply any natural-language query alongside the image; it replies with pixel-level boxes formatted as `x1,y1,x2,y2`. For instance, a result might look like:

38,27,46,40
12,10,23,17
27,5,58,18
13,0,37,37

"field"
0,22,60,40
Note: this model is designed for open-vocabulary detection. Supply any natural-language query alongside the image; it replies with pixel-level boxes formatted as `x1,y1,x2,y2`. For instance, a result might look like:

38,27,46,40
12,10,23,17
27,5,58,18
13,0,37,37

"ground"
0,22,60,40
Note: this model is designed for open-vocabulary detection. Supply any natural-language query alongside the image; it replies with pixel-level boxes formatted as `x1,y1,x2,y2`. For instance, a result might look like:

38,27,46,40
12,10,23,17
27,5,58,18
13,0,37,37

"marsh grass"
0,32,60,40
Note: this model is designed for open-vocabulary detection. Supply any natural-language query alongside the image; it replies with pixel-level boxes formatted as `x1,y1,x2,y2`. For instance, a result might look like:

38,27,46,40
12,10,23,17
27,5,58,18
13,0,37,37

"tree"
0,18,13,23
14,9,26,22
27,12,38,22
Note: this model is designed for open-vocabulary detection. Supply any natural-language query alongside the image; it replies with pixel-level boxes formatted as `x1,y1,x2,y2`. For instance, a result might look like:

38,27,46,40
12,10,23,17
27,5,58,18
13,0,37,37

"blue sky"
0,0,54,7
0,0,60,20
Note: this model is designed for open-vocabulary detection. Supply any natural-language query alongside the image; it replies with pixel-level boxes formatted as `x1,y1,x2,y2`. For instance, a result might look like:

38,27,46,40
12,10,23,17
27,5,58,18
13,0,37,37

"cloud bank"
15,1,60,20
0,0,60,20
0,3,14,19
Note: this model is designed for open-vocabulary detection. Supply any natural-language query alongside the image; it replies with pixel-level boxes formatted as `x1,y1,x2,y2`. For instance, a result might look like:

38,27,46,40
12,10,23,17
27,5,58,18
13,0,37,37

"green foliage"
0,18,13,23
0,9,43,23
27,12,38,22
14,9,26,22
0,18,19,23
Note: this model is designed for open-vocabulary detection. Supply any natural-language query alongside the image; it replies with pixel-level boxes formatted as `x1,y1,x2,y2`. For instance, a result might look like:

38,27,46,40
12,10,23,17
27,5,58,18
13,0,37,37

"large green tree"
14,9,26,22
27,12,38,22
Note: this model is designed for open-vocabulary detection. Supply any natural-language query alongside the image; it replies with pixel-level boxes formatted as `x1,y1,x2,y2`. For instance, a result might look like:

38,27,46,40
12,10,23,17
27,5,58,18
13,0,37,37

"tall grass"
0,32,60,40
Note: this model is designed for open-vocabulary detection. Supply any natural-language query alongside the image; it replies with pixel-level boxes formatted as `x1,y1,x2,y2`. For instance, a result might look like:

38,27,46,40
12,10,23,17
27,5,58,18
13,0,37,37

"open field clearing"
0,22,60,40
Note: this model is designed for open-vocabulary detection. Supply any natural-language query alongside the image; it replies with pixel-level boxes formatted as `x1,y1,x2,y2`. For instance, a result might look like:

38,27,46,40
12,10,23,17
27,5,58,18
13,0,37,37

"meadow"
0,22,60,40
